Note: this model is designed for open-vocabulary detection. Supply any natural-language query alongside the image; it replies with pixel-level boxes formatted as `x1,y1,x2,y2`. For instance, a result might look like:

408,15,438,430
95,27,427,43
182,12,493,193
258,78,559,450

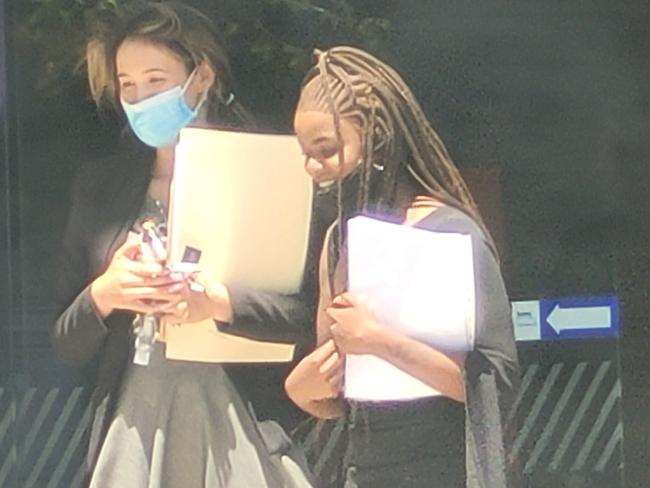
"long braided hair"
296,46,497,293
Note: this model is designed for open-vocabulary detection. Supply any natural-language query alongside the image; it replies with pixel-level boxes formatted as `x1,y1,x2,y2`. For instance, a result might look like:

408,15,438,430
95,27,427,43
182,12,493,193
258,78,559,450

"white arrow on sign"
547,304,612,334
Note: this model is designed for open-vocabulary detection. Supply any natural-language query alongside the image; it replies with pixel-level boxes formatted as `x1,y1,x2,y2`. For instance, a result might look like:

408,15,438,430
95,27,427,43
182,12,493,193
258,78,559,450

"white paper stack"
344,215,475,401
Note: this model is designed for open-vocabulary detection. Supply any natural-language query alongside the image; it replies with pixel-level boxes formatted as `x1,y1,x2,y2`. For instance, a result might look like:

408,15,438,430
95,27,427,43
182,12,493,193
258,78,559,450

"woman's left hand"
158,272,232,324
326,293,384,355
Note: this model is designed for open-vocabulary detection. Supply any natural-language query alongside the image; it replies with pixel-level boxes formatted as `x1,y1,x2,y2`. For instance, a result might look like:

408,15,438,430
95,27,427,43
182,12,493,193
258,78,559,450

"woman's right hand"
89,233,183,318
285,339,344,409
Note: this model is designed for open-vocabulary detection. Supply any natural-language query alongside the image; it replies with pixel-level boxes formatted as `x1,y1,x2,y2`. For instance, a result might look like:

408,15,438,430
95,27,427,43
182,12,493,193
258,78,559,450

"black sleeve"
226,285,315,346
49,168,110,367
464,228,520,487
467,236,519,395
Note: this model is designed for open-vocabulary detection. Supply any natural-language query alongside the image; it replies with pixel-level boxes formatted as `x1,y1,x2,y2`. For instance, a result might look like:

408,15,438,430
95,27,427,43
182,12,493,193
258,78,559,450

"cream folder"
163,128,313,363
344,215,475,401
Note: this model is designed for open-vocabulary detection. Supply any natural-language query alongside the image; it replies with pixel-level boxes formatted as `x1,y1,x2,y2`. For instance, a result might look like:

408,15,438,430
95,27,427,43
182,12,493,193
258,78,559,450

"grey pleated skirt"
89,342,298,488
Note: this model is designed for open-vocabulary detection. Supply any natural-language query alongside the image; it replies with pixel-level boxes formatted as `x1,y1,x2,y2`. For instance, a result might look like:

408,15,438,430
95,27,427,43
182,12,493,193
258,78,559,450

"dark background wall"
383,4,649,485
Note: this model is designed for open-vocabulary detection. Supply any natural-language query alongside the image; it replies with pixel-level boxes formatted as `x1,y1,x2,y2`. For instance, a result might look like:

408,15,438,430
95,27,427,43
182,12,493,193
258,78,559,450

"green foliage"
15,0,128,91
14,0,391,127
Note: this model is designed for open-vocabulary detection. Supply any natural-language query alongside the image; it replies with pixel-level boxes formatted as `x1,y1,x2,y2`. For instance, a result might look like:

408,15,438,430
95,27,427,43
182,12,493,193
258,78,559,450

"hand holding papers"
343,215,475,401
163,128,313,363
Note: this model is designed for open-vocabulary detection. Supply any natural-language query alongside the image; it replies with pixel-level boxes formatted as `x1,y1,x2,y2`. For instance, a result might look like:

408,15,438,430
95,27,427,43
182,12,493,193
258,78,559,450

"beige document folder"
163,128,313,363
161,320,297,363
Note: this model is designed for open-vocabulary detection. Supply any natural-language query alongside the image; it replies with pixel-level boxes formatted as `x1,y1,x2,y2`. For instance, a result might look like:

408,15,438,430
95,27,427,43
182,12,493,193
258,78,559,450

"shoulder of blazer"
73,150,151,206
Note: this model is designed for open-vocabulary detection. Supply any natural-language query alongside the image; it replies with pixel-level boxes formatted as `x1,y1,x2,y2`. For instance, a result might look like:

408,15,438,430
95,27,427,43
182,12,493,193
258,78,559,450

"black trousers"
343,397,466,488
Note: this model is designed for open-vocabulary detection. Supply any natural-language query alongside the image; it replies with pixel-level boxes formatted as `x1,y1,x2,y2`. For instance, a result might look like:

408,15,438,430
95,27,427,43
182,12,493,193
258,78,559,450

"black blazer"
50,147,325,482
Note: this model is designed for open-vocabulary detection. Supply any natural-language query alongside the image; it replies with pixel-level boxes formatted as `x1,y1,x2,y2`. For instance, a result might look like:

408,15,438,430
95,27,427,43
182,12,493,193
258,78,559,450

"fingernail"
188,280,204,292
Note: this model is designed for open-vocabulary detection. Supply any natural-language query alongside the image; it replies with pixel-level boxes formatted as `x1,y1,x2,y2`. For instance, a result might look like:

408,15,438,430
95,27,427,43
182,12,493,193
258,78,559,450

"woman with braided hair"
284,46,519,487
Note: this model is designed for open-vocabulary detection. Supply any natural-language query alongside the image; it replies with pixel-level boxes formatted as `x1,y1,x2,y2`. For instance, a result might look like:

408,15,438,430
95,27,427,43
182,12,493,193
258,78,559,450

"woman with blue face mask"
119,60,209,148
51,2,317,487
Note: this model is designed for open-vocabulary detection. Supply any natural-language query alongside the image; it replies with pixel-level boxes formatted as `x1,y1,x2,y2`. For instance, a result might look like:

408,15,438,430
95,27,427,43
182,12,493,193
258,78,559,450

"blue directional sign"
540,296,619,340
512,296,619,342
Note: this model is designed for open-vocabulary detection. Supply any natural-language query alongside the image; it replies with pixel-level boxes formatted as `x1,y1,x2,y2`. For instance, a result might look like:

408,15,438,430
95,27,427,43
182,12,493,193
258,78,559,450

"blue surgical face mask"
121,68,207,148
